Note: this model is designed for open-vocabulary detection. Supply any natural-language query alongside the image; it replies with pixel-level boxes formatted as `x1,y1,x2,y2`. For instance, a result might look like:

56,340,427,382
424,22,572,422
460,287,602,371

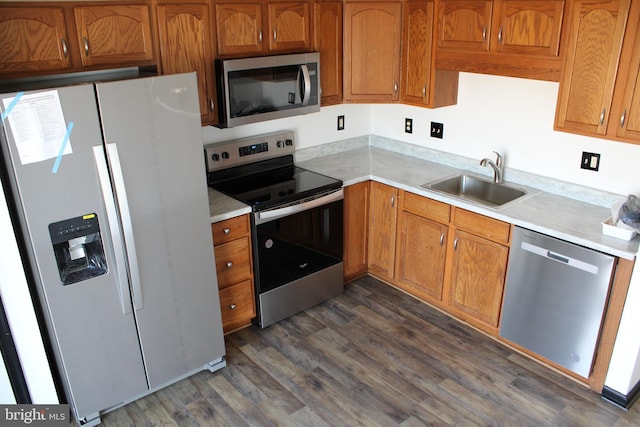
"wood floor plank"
79,276,639,427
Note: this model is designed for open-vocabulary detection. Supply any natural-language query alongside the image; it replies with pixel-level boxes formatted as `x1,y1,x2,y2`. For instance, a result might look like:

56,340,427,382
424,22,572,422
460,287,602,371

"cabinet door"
395,211,447,302
344,1,402,102
438,0,493,52
0,6,72,74
215,3,264,56
156,3,217,126
495,0,564,56
344,181,369,281
368,182,398,281
555,0,631,136
449,229,508,329
401,1,434,106
314,1,343,105
614,10,640,142
73,4,155,67
268,1,312,52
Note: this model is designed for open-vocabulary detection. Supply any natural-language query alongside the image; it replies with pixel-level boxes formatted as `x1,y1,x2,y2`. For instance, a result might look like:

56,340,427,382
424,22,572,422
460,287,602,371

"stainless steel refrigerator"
0,72,226,425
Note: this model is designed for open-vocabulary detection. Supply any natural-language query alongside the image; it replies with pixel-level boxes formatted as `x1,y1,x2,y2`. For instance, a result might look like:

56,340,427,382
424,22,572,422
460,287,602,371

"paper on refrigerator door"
2,90,72,165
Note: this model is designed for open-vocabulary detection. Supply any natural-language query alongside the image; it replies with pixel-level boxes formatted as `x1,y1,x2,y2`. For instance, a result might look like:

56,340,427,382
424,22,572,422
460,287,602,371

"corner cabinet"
344,1,402,102
367,182,399,281
555,0,640,144
344,181,369,281
155,2,218,126
211,215,256,334
214,0,312,57
435,0,566,81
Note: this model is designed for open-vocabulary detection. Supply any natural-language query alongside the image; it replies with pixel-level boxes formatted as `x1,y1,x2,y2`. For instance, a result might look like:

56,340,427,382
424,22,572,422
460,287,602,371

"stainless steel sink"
423,174,527,207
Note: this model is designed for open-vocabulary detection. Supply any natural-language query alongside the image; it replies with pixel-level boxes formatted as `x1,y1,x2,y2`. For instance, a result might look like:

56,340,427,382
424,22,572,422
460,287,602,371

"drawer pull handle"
621,109,627,128
61,38,68,58
439,233,445,246
453,237,458,250
226,261,233,268
83,37,90,56
223,228,230,234
599,108,606,126
229,303,236,310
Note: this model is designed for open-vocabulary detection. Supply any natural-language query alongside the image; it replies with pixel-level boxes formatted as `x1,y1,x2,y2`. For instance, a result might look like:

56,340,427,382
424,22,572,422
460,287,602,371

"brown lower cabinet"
350,181,511,335
211,214,256,334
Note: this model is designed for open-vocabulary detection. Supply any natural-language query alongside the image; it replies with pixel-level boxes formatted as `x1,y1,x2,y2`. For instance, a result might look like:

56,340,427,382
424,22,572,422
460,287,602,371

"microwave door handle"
298,64,311,106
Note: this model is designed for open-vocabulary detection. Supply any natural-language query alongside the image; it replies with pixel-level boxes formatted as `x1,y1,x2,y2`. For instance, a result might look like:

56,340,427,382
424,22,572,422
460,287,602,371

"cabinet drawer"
215,236,253,288
212,214,250,245
219,279,255,333
402,191,450,223
453,208,511,244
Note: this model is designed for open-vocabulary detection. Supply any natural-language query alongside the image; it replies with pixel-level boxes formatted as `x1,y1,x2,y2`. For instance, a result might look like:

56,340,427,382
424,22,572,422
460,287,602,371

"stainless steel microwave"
215,52,320,128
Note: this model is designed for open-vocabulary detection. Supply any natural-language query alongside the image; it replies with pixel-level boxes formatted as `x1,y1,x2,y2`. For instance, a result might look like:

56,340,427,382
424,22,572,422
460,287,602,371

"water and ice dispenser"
49,214,107,285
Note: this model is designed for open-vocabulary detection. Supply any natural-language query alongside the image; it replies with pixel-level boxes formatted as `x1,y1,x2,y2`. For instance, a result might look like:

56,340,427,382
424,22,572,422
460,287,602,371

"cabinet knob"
422,85,426,98
394,81,398,93
226,261,233,268
83,37,90,56
453,237,458,250
498,26,503,44
482,26,487,42
621,109,627,128
210,98,215,113
229,303,236,310
258,29,263,43
61,39,68,58
273,28,277,42
440,233,445,246
223,228,230,234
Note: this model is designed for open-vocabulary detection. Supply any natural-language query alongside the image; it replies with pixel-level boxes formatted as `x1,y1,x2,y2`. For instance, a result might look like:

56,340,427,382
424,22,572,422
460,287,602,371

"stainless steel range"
205,131,344,328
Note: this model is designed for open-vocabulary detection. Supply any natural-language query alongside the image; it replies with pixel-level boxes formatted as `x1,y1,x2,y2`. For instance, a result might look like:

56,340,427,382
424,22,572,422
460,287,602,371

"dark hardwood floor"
96,276,640,426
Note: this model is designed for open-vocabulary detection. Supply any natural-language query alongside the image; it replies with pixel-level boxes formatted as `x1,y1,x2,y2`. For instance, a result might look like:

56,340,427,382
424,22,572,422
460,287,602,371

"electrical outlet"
405,118,413,134
581,151,600,171
430,122,444,139
337,115,345,131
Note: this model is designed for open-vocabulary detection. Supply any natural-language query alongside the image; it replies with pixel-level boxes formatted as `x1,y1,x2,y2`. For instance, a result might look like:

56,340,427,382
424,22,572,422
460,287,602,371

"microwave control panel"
204,131,295,172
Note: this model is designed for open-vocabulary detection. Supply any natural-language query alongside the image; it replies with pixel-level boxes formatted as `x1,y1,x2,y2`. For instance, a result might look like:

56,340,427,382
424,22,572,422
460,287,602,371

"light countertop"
208,144,639,260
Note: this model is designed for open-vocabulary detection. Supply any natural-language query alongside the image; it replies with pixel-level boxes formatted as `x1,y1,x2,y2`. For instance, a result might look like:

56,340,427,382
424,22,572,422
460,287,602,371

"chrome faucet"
480,151,504,183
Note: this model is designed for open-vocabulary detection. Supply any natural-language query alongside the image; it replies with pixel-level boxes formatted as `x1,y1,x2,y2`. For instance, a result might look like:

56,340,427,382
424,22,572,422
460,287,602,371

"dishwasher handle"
546,251,569,264
520,241,599,275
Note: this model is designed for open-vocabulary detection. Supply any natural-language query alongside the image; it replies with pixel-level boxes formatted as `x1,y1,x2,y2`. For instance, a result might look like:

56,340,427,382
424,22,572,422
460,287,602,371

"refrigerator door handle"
93,145,133,315
106,143,144,311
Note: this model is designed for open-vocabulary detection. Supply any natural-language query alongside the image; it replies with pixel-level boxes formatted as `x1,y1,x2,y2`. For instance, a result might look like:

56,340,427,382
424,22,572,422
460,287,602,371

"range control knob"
277,140,284,148
211,153,220,161
285,139,293,146
221,151,230,159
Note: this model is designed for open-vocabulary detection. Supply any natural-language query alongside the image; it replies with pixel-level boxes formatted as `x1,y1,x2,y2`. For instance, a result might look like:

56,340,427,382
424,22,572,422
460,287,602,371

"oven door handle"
255,188,343,225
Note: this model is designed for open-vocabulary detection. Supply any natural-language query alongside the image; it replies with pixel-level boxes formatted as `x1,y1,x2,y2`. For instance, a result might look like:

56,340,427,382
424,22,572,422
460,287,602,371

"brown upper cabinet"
401,0,458,107
214,0,312,57
555,0,640,144
0,2,156,78
0,6,73,75
344,1,403,102
155,1,218,126
314,1,343,105
73,4,155,67
435,0,566,81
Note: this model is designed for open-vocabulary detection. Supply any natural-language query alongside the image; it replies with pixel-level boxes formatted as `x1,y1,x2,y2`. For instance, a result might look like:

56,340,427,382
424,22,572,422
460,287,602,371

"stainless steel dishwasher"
499,226,616,378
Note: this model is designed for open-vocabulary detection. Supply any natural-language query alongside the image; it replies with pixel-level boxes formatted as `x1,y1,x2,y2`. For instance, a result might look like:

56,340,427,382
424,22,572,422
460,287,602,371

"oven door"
253,189,343,295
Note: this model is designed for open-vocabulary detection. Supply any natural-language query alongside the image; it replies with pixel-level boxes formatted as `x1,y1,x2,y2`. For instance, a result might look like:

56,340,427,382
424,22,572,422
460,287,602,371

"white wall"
371,73,640,197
